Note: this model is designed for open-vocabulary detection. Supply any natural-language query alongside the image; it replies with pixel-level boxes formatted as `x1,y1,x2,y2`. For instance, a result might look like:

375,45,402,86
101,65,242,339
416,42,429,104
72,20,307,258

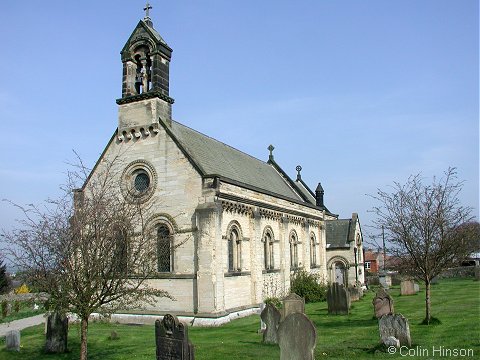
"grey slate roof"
169,120,305,202
325,219,352,248
295,180,316,205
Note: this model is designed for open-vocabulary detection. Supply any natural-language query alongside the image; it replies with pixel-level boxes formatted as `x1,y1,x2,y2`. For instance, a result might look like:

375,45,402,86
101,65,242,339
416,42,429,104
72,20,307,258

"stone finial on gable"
268,144,275,162
296,165,302,181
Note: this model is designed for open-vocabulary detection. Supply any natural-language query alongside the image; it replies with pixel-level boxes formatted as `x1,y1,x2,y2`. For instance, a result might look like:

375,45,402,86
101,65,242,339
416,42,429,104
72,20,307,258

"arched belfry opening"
119,15,173,100
116,3,175,138
133,46,152,94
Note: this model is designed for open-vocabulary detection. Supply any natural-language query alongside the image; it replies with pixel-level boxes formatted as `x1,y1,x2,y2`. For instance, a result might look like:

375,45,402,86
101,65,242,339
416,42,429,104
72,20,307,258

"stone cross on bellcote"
143,2,153,26
144,2,153,18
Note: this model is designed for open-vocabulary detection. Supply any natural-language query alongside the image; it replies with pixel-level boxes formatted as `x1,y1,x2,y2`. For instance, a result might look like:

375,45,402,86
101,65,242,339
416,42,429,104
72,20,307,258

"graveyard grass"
1,278,478,359
0,302,44,324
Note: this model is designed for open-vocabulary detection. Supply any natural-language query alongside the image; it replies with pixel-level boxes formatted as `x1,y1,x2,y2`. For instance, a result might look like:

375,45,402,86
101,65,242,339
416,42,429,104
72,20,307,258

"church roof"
325,219,353,248
167,120,308,203
295,179,317,205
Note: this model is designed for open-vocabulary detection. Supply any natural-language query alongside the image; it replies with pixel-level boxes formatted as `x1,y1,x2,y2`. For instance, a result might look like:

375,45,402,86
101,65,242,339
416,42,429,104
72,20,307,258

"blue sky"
0,0,478,247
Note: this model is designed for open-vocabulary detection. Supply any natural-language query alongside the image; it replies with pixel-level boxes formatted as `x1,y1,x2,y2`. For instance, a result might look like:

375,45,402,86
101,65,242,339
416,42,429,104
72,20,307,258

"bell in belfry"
135,69,145,94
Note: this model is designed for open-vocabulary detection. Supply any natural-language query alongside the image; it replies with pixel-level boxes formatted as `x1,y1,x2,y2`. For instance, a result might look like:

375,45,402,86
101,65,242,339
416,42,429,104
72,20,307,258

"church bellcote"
116,3,174,141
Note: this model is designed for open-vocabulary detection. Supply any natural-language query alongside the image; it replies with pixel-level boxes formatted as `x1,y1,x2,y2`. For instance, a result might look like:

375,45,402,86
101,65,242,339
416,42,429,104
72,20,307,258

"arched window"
263,228,274,270
227,223,242,272
310,233,317,267
113,226,128,275
290,231,299,269
157,224,173,272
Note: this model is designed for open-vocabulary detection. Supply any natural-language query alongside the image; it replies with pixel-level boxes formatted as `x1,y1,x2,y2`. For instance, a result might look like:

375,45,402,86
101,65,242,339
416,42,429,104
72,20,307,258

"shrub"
14,301,20,313
1,300,8,318
290,270,327,303
264,297,282,309
15,283,30,294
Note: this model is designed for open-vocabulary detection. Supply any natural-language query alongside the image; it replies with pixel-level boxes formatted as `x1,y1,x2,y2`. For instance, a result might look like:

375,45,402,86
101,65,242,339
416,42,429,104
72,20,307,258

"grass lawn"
1,278,478,359
0,302,45,324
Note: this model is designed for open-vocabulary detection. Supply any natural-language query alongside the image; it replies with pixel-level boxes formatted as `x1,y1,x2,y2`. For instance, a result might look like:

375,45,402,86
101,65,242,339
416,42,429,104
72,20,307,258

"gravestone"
400,280,416,295
378,314,412,347
383,336,400,349
282,293,305,320
348,287,361,302
45,312,69,353
155,314,194,360
327,283,350,315
372,288,394,318
413,283,420,293
379,273,392,289
277,313,316,360
6,330,20,352
474,266,480,281
109,331,119,340
258,303,266,333
260,303,281,344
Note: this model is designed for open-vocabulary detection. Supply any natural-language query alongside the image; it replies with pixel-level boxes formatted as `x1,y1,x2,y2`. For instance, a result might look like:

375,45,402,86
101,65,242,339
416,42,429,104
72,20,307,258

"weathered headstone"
278,313,316,360
348,287,361,302
372,288,394,318
260,303,281,344
383,336,400,349
378,314,412,347
474,266,480,281
155,314,194,360
258,303,266,333
282,293,305,320
379,273,392,289
45,312,68,353
400,279,416,295
413,283,420,293
327,283,350,315
6,330,20,352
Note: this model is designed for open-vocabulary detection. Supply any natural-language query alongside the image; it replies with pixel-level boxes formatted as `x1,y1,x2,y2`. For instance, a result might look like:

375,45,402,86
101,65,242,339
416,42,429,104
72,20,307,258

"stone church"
82,8,364,320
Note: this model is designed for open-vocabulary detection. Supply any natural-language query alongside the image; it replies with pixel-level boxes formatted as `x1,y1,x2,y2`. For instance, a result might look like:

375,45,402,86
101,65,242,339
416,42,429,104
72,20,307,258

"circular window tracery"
134,172,150,193
121,160,157,203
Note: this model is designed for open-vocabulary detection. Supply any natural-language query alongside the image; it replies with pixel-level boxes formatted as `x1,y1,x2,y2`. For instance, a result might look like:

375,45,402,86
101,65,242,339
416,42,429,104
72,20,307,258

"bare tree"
370,168,474,324
2,154,171,360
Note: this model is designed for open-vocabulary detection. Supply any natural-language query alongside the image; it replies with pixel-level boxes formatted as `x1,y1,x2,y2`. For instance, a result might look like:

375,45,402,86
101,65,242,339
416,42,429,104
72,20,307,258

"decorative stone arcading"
117,122,160,142
286,215,304,226
221,201,254,217
259,208,282,220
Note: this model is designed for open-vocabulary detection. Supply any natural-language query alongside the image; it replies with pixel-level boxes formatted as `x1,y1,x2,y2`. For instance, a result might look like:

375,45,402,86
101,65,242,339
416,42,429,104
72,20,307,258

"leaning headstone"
6,330,20,352
282,293,305,320
258,303,266,333
378,314,412,347
327,283,350,315
155,314,194,360
278,313,316,360
45,312,68,353
372,288,394,319
348,287,361,302
260,303,281,344
383,336,400,349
